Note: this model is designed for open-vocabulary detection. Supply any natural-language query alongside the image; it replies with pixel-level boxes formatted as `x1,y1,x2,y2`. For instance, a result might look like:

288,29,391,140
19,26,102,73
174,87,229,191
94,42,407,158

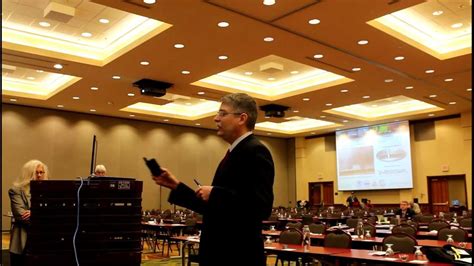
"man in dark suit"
395,200,416,219
152,93,274,266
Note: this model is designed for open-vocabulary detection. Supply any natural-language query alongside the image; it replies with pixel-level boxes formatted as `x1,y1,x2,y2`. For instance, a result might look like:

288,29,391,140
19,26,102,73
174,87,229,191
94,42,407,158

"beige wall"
2,104,290,231
294,115,472,207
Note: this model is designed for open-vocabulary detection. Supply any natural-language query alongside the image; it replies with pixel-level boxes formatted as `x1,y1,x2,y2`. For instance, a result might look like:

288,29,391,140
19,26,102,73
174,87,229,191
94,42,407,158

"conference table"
141,221,187,254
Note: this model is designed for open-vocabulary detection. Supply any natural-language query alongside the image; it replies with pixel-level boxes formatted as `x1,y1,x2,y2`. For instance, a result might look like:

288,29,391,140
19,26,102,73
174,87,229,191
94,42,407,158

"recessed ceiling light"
425,69,435,73
112,75,121,79
290,71,299,74
197,91,205,95
81,32,93,38
429,94,437,98
57,104,64,108
244,71,253,75
39,21,51,27
393,100,399,103
302,98,310,101
99,18,109,24
340,89,349,93
384,79,394,83
432,10,443,16
267,77,275,81
128,93,135,97
10,98,17,102
267,132,272,135
293,110,299,113
143,0,156,4
444,78,454,82
53,64,63,69
263,0,276,6
352,67,361,72
26,76,35,80
129,114,135,117
174,43,185,48
218,21,229,28
181,70,191,75
394,56,405,61
449,101,456,105
362,95,370,99
311,132,316,135
320,115,326,118
90,109,96,112
428,114,435,117
195,123,201,126
371,104,378,107
405,86,414,90
451,23,463,28
164,119,169,122
467,88,472,92
140,61,150,65
263,37,274,42
90,87,98,91
325,103,333,106
342,120,349,123
36,70,44,73
72,96,80,100
218,55,228,60
358,40,369,45
313,54,324,59
185,102,192,106
308,18,320,25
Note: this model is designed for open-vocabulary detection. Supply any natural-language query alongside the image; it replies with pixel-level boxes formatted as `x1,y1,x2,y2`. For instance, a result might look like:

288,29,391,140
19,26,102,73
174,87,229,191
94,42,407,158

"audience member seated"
394,200,416,219
346,192,359,208
410,198,421,215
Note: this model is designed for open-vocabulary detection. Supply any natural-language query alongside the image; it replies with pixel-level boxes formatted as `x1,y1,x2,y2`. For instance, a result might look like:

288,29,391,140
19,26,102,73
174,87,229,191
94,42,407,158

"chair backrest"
391,224,417,237
428,220,450,231
323,229,352,248
364,216,377,224
346,218,360,229
308,223,326,234
417,215,434,223
437,226,468,242
279,228,303,245
402,220,418,229
287,222,303,230
459,218,472,227
268,214,279,221
382,233,418,253
302,214,314,225
362,222,376,236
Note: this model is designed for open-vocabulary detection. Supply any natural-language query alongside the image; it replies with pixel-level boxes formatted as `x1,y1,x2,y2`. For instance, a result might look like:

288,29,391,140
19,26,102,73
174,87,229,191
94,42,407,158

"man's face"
400,202,408,210
214,103,243,143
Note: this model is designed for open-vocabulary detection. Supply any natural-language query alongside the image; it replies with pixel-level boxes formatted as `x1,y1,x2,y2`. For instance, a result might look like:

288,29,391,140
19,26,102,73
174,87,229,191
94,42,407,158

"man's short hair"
220,93,258,130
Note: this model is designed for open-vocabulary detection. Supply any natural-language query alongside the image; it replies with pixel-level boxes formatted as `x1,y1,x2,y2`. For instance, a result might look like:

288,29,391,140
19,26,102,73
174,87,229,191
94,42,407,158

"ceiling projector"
132,78,173,97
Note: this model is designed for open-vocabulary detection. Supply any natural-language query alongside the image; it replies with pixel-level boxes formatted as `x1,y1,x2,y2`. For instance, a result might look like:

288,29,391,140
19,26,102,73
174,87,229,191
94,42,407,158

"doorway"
427,175,467,215
308,182,334,207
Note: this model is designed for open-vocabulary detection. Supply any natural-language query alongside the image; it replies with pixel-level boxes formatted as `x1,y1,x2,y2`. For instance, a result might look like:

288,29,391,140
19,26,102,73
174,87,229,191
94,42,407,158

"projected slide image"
376,147,407,162
338,146,375,176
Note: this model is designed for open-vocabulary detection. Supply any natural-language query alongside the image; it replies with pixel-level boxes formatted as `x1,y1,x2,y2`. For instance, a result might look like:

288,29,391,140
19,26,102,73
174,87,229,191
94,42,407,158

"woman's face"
33,165,46,180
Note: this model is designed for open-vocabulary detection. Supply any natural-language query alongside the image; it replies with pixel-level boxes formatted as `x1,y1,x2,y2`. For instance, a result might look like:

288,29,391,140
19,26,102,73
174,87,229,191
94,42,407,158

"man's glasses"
35,171,45,175
216,111,244,117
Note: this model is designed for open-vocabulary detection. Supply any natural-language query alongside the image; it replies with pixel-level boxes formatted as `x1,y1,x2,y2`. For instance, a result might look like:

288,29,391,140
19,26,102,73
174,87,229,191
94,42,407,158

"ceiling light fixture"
181,70,191,75
358,40,369,45
36,70,44,73
143,0,156,4
99,18,109,24
302,98,310,101
174,43,184,48
384,79,394,83
53,64,63,69
57,105,64,108
352,67,361,72
81,32,92,38
10,98,17,102
197,91,205,95
326,103,333,106
394,56,405,60
467,88,472,91
90,109,96,112
218,21,229,28
263,0,276,6
451,23,463,28
340,89,349,93
267,77,275,81
425,69,435,73
308,19,320,25
432,10,443,16
244,72,253,75
429,94,437,98
263,37,274,42
405,86,414,89
449,101,456,105
112,75,121,79
90,87,98,90
39,21,51,27
313,54,324,59
140,61,150,65
444,78,454,82
129,114,135,117
72,96,80,100
218,55,228,60
362,95,370,99
428,114,435,117
128,93,135,97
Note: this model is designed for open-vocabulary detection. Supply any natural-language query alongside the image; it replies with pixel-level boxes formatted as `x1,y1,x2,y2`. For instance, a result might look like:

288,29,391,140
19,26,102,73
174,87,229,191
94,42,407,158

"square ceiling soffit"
323,95,444,121
256,117,341,135
2,17,171,66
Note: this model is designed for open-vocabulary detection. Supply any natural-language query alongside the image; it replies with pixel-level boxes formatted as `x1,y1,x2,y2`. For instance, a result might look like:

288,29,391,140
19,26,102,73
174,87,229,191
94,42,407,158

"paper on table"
455,249,470,256
408,260,428,264
368,251,386,256
383,257,398,261
282,248,296,251
265,247,276,249
456,258,472,263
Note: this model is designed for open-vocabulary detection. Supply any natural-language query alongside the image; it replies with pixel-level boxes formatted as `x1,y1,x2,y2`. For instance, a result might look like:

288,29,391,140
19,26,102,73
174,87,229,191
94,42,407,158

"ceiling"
2,0,472,138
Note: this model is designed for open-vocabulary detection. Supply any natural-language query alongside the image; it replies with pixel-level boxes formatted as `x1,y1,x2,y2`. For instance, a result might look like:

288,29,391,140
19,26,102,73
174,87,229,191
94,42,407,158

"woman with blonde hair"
9,159,49,266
